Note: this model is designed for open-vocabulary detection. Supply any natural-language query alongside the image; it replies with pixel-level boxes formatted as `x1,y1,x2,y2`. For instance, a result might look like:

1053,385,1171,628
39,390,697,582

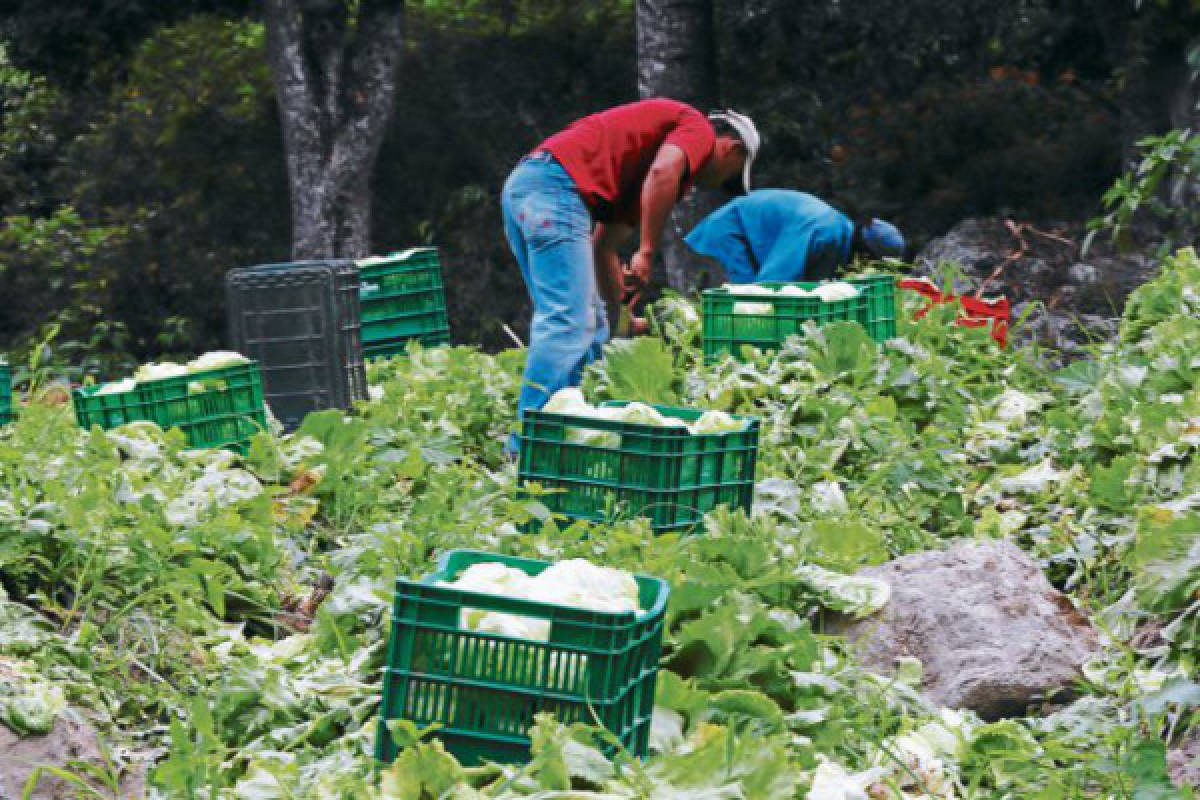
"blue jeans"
502,152,609,450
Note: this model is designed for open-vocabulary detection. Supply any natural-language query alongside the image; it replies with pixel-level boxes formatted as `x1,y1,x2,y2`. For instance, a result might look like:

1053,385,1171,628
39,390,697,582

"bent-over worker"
683,189,905,283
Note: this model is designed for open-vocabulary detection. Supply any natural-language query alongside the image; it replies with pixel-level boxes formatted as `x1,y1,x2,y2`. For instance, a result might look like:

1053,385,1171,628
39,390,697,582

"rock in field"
829,540,1100,720
0,714,145,799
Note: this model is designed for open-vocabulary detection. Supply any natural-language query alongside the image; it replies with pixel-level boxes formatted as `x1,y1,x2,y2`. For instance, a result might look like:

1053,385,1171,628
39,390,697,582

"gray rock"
915,218,1000,276
1170,725,1200,789
829,540,1100,720
1009,302,1119,364
0,714,145,799
1067,262,1100,285
1022,257,1054,283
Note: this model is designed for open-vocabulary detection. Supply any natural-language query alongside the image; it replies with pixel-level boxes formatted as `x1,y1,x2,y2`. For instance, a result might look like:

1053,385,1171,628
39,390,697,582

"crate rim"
72,359,260,399
524,401,760,436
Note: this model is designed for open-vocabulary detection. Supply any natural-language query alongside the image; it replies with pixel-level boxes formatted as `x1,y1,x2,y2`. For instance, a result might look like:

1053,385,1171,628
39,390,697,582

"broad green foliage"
2,260,1200,796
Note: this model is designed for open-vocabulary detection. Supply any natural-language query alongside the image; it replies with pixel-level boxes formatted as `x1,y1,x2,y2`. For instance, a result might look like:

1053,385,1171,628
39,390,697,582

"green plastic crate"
0,362,11,425
73,361,267,453
847,274,898,342
361,287,445,322
702,283,867,361
361,308,451,343
363,329,452,360
358,247,442,296
376,549,669,766
518,402,759,532
357,248,451,356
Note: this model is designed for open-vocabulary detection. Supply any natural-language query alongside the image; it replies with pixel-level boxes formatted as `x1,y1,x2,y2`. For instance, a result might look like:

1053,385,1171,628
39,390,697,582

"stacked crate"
357,248,450,359
226,260,367,431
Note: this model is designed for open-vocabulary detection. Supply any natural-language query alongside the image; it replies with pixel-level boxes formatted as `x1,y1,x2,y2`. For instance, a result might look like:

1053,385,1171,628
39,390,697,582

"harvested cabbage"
543,389,621,447
565,428,621,449
723,281,858,303
811,282,859,302
807,759,886,800
542,390,695,442
777,285,813,297
722,283,774,295
794,563,890,617
689,409,746,435
452,562,533,596
94,377,137,396
534,559,640,613
187,350,249,373
617,401,668,426
447,558,642,644
134,362,189,382
810,480,848,514
992,388,1044,425
543,387,590,415
616,402,690,428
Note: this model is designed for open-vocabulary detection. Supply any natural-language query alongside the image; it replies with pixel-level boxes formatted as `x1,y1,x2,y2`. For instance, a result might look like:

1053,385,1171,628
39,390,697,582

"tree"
1087,0,1200,164
636,0,719,294
263,0,405,259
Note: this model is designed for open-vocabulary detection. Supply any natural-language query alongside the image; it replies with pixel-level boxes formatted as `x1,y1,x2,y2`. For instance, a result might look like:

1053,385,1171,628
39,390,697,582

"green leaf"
1124,738,1187,800
590,336,679,404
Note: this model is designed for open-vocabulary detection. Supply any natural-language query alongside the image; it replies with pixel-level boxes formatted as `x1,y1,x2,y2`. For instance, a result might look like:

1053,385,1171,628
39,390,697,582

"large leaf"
591,336,679,404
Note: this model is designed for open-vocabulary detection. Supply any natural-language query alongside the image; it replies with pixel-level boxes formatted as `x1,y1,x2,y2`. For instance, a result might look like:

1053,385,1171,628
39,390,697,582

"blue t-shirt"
683,189,854,283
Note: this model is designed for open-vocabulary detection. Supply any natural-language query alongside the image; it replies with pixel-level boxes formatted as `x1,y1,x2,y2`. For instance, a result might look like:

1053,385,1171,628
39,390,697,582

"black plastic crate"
226,261,367,431
328,260,369,406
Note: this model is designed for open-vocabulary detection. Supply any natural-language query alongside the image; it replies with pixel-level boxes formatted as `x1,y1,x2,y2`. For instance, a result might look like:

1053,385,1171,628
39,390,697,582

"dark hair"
850,220,867,256
831,197,873,253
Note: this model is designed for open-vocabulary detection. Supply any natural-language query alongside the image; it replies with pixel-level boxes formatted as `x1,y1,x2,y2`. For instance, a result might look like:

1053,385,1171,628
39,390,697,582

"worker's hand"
627,248,654,291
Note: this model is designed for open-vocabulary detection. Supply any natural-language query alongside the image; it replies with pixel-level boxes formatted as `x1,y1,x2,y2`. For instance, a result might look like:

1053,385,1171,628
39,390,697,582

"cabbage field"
3,250,1200,798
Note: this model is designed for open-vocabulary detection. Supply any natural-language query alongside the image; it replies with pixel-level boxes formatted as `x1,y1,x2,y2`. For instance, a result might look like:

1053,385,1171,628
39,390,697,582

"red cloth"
538,98,716,226
898,278,1011,347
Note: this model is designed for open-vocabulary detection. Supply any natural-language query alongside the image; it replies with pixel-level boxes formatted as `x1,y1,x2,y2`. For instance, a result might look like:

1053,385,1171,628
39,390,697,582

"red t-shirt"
537,98,716,226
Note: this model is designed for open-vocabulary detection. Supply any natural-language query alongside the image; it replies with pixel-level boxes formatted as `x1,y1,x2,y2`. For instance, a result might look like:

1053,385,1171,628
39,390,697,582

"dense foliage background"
0,0,1167,363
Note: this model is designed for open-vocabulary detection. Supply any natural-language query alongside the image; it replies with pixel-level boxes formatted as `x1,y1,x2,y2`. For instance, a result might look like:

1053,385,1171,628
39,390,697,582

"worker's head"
855,218,906,259
697,110,760,194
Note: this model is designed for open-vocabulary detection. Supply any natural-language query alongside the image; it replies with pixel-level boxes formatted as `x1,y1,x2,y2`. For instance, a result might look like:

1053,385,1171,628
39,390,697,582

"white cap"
707,109,761,193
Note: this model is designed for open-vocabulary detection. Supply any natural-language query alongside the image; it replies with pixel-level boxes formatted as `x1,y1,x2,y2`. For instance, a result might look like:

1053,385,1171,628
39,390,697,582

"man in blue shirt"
683,189,905,282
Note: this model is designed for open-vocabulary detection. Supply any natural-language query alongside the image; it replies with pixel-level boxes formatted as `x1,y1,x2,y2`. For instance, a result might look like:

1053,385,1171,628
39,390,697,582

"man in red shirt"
503,99,759,445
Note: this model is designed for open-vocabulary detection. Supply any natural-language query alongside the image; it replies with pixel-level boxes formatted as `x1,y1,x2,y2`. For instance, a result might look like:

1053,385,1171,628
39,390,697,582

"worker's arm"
628,143,689,287
593,222,632,327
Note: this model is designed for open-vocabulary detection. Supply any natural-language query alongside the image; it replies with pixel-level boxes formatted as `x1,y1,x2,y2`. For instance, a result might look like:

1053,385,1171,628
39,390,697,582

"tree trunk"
263,0,404,261
1087,0,1194,165
636,0,717,295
